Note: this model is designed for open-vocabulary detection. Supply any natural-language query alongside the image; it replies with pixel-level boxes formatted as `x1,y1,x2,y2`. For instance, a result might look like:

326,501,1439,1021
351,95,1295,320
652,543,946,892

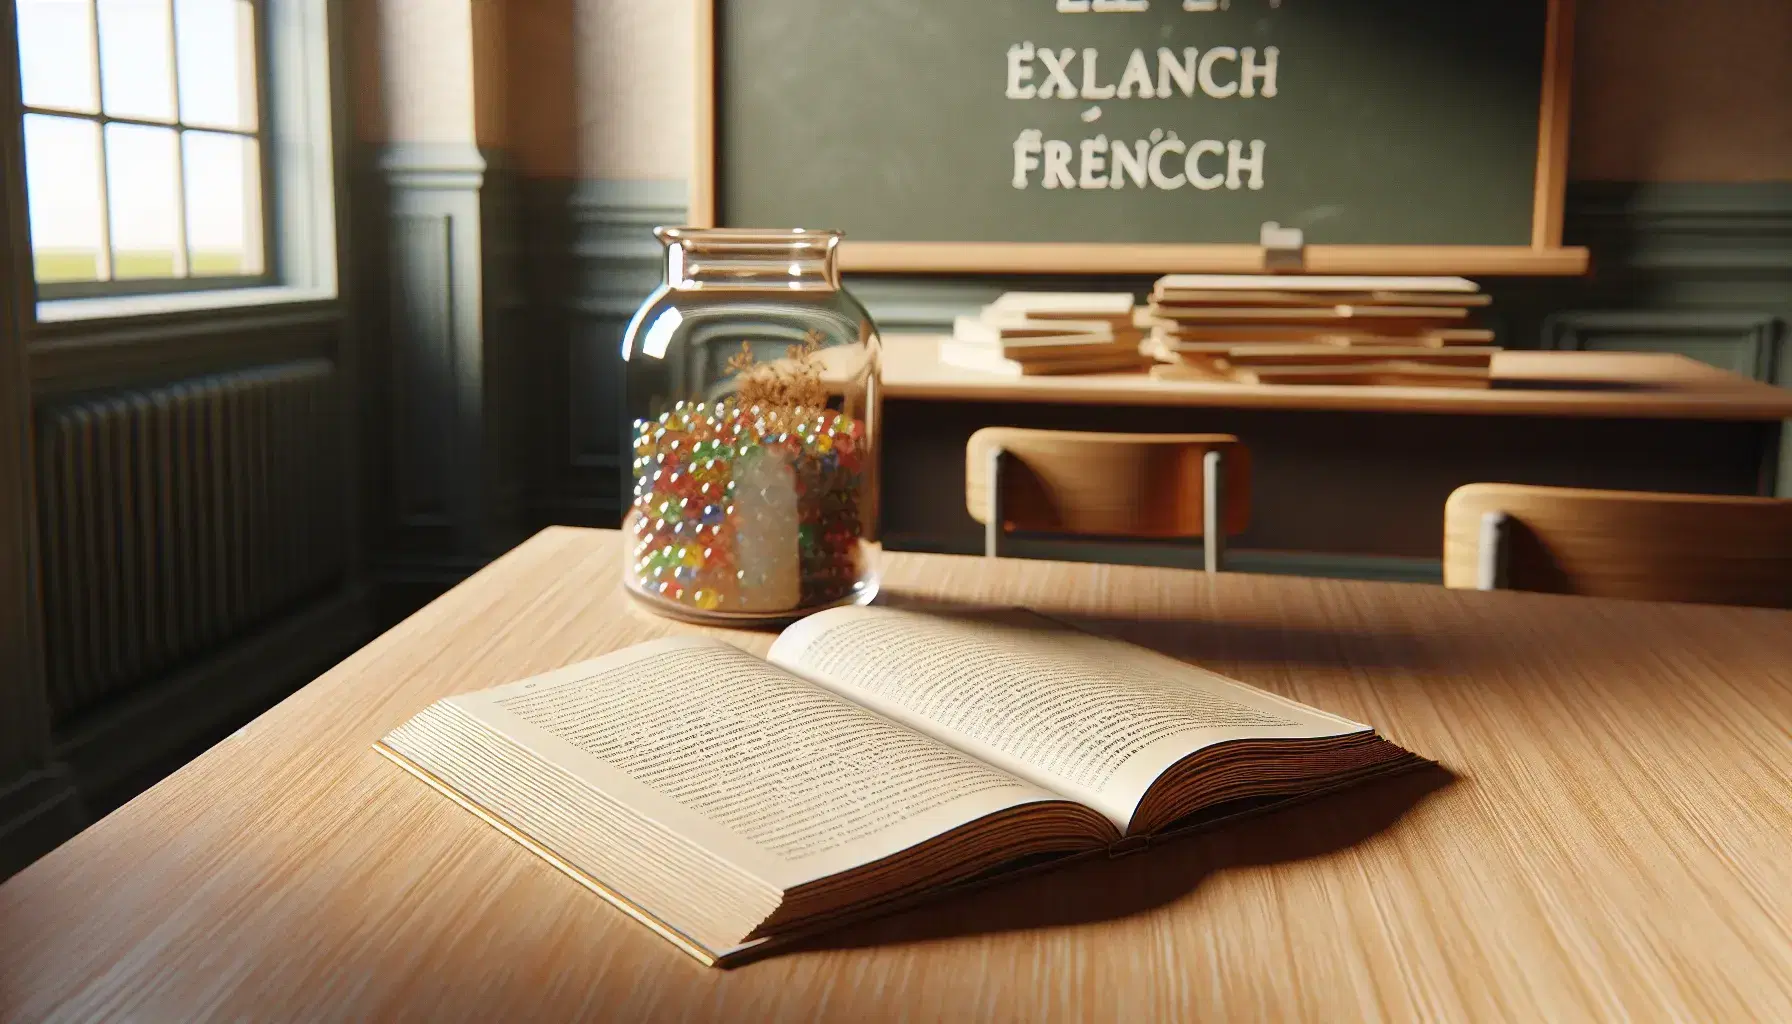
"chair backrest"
965,428,1251,539
1443,483,1792,609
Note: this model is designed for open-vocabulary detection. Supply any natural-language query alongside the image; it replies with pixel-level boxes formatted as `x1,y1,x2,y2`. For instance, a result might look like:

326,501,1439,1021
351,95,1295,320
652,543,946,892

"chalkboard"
693,0,1587,276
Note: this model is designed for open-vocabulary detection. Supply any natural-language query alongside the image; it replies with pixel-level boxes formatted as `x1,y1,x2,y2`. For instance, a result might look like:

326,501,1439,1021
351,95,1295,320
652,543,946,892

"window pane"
97,0,175,122
175,0,256,129
183,131,263,275
24,114,108,283
105,123,182,278
17,0,99,113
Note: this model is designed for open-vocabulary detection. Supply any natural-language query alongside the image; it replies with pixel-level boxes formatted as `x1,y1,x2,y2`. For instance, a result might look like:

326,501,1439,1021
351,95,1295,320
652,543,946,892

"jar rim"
655,226,843,248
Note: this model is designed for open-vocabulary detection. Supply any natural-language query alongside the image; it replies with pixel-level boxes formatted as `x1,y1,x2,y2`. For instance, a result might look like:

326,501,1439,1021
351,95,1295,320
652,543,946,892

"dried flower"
728,329,828,413
724,341,757,378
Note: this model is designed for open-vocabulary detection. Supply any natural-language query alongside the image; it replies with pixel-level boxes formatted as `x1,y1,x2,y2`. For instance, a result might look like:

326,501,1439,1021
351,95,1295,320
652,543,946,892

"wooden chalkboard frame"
692,0,1590,277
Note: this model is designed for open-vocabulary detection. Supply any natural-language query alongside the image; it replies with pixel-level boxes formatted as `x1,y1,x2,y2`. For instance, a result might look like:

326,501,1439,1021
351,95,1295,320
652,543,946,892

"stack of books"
1141,275,1500,388
939,293,1153,377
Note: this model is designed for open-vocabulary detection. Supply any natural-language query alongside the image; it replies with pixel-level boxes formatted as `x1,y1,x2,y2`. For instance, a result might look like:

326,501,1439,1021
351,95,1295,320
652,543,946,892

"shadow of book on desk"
763,762,1452,962
375,605,1434,968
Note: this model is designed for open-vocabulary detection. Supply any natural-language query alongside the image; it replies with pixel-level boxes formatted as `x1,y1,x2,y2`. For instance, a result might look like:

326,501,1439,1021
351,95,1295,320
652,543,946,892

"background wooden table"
5,528,1791,1022
883,336,1792,420
878,337,1792,581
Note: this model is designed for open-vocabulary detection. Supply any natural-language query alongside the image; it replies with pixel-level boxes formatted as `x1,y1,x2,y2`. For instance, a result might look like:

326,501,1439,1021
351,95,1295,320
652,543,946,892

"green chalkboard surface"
697,0,1584,275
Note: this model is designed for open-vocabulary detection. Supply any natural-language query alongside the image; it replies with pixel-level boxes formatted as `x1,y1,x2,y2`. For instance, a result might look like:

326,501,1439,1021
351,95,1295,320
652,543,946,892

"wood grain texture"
964,429,1251,537
1443,483,1792,608
5,527,1792,1022
882,335,1792,420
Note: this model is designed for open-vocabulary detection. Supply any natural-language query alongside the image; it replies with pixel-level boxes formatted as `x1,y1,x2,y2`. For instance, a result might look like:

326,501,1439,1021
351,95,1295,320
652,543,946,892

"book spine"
1107,835,1151,858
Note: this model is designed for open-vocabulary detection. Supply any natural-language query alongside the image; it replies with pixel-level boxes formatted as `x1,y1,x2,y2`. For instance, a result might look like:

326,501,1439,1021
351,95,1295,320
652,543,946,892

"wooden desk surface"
881,334,1792,421
6,528,1792,1022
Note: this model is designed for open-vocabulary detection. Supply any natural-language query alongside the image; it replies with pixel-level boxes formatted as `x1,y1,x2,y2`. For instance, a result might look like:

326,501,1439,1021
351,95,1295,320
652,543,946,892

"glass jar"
619,228,882,625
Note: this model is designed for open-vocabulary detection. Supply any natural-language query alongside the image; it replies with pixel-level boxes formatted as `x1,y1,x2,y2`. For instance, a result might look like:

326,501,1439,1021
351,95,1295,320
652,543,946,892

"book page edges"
371,740,727,968
711,752,1433,967
707,845,1107,967
373,734,1430,971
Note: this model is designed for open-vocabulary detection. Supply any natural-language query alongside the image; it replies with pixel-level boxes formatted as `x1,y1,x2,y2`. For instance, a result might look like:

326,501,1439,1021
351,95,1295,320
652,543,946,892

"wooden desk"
878,337,1792,577
884,336,1792,420
6,527,1791,1021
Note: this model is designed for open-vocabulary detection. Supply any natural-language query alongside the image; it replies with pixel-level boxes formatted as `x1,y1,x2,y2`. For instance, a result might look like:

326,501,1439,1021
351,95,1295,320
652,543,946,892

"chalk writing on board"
1006,30,1278,192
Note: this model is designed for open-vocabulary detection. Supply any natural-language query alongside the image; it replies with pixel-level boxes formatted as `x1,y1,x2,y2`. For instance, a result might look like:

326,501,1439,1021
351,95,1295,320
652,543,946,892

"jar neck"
656,227,843,292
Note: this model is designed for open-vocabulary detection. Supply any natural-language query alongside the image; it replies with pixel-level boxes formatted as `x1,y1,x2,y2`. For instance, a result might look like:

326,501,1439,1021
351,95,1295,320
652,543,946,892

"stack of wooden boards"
1141,275,1499,388
939,293,1152,376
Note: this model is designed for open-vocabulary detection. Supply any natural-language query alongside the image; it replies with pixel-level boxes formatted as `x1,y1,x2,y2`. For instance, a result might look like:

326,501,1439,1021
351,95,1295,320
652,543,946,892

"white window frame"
31,0,339,323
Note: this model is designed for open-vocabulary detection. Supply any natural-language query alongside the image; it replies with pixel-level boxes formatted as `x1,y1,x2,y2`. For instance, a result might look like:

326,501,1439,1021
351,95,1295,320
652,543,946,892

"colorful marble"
624,401,867,614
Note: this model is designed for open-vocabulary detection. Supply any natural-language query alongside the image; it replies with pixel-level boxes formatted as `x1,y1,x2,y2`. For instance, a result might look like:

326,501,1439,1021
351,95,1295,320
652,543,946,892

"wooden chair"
965,428,1251,571
1443,483,1792,609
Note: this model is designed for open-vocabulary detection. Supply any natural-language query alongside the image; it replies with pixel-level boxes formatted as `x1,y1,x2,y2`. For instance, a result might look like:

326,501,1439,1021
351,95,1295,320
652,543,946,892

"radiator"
35,359,350,726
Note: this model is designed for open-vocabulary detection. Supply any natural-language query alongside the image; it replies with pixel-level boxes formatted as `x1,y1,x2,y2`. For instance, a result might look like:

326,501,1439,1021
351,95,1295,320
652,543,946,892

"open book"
376,606,1424,966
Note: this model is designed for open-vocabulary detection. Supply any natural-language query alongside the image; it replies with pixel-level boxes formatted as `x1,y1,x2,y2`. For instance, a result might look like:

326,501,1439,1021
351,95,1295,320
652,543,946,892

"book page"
447,636,1073,891
768,606,1369,831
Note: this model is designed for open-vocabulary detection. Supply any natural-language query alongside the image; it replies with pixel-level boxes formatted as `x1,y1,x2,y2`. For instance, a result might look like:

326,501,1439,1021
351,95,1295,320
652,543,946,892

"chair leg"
1203,449,1225,573
984,447,1008,559
1476,510,1511,591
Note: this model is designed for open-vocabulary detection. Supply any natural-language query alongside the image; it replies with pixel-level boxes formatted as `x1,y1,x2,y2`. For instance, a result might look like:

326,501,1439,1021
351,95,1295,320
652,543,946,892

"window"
16,0,270,297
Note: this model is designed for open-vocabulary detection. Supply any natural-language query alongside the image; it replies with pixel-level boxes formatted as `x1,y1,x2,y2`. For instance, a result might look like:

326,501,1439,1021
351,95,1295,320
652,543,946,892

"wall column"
362,0,525,614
